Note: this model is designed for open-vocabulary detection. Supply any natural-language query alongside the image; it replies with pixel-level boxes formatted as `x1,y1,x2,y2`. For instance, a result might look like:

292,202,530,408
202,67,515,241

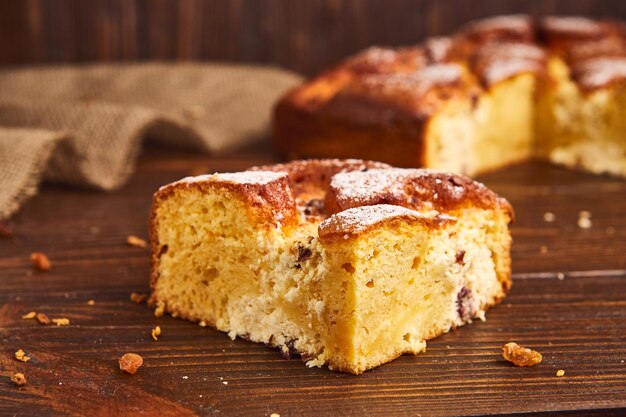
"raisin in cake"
274,15,626,178
149,159,512,374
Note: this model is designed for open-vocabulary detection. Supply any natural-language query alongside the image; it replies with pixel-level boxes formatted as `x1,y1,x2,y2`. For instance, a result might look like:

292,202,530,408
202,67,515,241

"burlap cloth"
0,63,302,218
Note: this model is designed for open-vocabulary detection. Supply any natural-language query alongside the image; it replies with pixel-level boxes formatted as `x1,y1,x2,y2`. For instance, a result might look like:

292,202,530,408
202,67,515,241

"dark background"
2,0,626,76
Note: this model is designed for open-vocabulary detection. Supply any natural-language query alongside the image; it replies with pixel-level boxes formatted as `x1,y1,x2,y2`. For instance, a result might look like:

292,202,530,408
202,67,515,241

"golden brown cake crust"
150,162,514,281
249,158,391,197
318,204,456,243
149,172,299,289
325,168,514,220
273,14,626,166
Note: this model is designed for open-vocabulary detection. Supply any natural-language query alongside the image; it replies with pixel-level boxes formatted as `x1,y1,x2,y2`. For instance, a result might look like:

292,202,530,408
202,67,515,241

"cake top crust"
279,14,626,124
325,168,513,218
213,171,287,185
459,15,534,44
471,42,547,86
249,159,391,198
541,16,610,41
323,64,473,120
154,170,298,228
346,47,427,74
159,171,288,189
318,204,455,243
571,57,626,91
154,160,514,241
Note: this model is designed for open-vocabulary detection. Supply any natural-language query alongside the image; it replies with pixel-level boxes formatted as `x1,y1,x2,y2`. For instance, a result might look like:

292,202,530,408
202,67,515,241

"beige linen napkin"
0,63,302,218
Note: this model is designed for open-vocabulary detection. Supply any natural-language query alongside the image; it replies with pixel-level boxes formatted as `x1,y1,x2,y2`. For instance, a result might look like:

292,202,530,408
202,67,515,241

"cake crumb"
222,381,228,385
119,353,143,374
30,252,51,271
556,272,565,280
130,292,148,304
502,342,542,367
36,313,51,325
87,299,96,306
127,235,147,248
11,372,27,386
52,318,70,326
556,369,565,377
270,414,280,417
199,321,207,327
21,311,37,320
151,326,161,341
182,375,188,380
540,245,548,254
577,211,592,229
543,212,556,222
15,349,31,362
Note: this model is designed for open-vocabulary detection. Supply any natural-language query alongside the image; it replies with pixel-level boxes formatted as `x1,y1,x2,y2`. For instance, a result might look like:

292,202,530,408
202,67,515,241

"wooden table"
1,143,625,416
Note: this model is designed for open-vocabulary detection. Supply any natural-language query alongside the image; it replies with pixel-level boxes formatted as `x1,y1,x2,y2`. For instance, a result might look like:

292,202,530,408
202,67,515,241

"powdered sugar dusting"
480,59,544,86
168,171,287,188
543,16,603,36
424,37,453,63
330,168,457,205
353,47,398,66
466,15,530,34
319,204,454,237
331,168,406,204
215,171,287,185
573,57,626,91
326,167,502,215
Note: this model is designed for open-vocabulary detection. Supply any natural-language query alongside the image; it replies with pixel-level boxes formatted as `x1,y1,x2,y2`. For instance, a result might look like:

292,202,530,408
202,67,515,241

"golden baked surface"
274,15,626,177
149,159,513,374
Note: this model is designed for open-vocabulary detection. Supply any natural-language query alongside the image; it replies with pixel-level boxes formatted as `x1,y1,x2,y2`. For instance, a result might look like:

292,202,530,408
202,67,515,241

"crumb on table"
502,342,542,367
15,349,31,362
11,372,27,387
30,252,51,271
21,311,36,320
52,318,70,326
151,326,161,341
127,235,148,248
119,353,143,374
36,313,51,325
577,211,592,229
130,292,148,304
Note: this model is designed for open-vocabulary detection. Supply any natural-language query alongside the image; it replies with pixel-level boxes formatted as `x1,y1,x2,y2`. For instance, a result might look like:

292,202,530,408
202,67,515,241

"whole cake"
149,159,513,374
274,15,626,178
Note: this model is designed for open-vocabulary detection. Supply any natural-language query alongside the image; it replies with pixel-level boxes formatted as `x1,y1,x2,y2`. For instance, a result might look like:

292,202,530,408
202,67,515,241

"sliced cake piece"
149,159,513,374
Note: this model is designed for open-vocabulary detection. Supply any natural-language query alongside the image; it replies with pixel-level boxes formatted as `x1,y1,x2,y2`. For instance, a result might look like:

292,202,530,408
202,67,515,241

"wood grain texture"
3,0,626,75
0,143,625,416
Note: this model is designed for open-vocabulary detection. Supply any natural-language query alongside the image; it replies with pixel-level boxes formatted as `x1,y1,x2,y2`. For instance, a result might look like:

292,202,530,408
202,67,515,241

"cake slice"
149,159,513,374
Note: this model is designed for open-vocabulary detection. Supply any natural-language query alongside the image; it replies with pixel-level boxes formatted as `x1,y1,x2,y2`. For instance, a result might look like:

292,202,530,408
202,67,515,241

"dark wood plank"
4,0,626,75
1,142,625,416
